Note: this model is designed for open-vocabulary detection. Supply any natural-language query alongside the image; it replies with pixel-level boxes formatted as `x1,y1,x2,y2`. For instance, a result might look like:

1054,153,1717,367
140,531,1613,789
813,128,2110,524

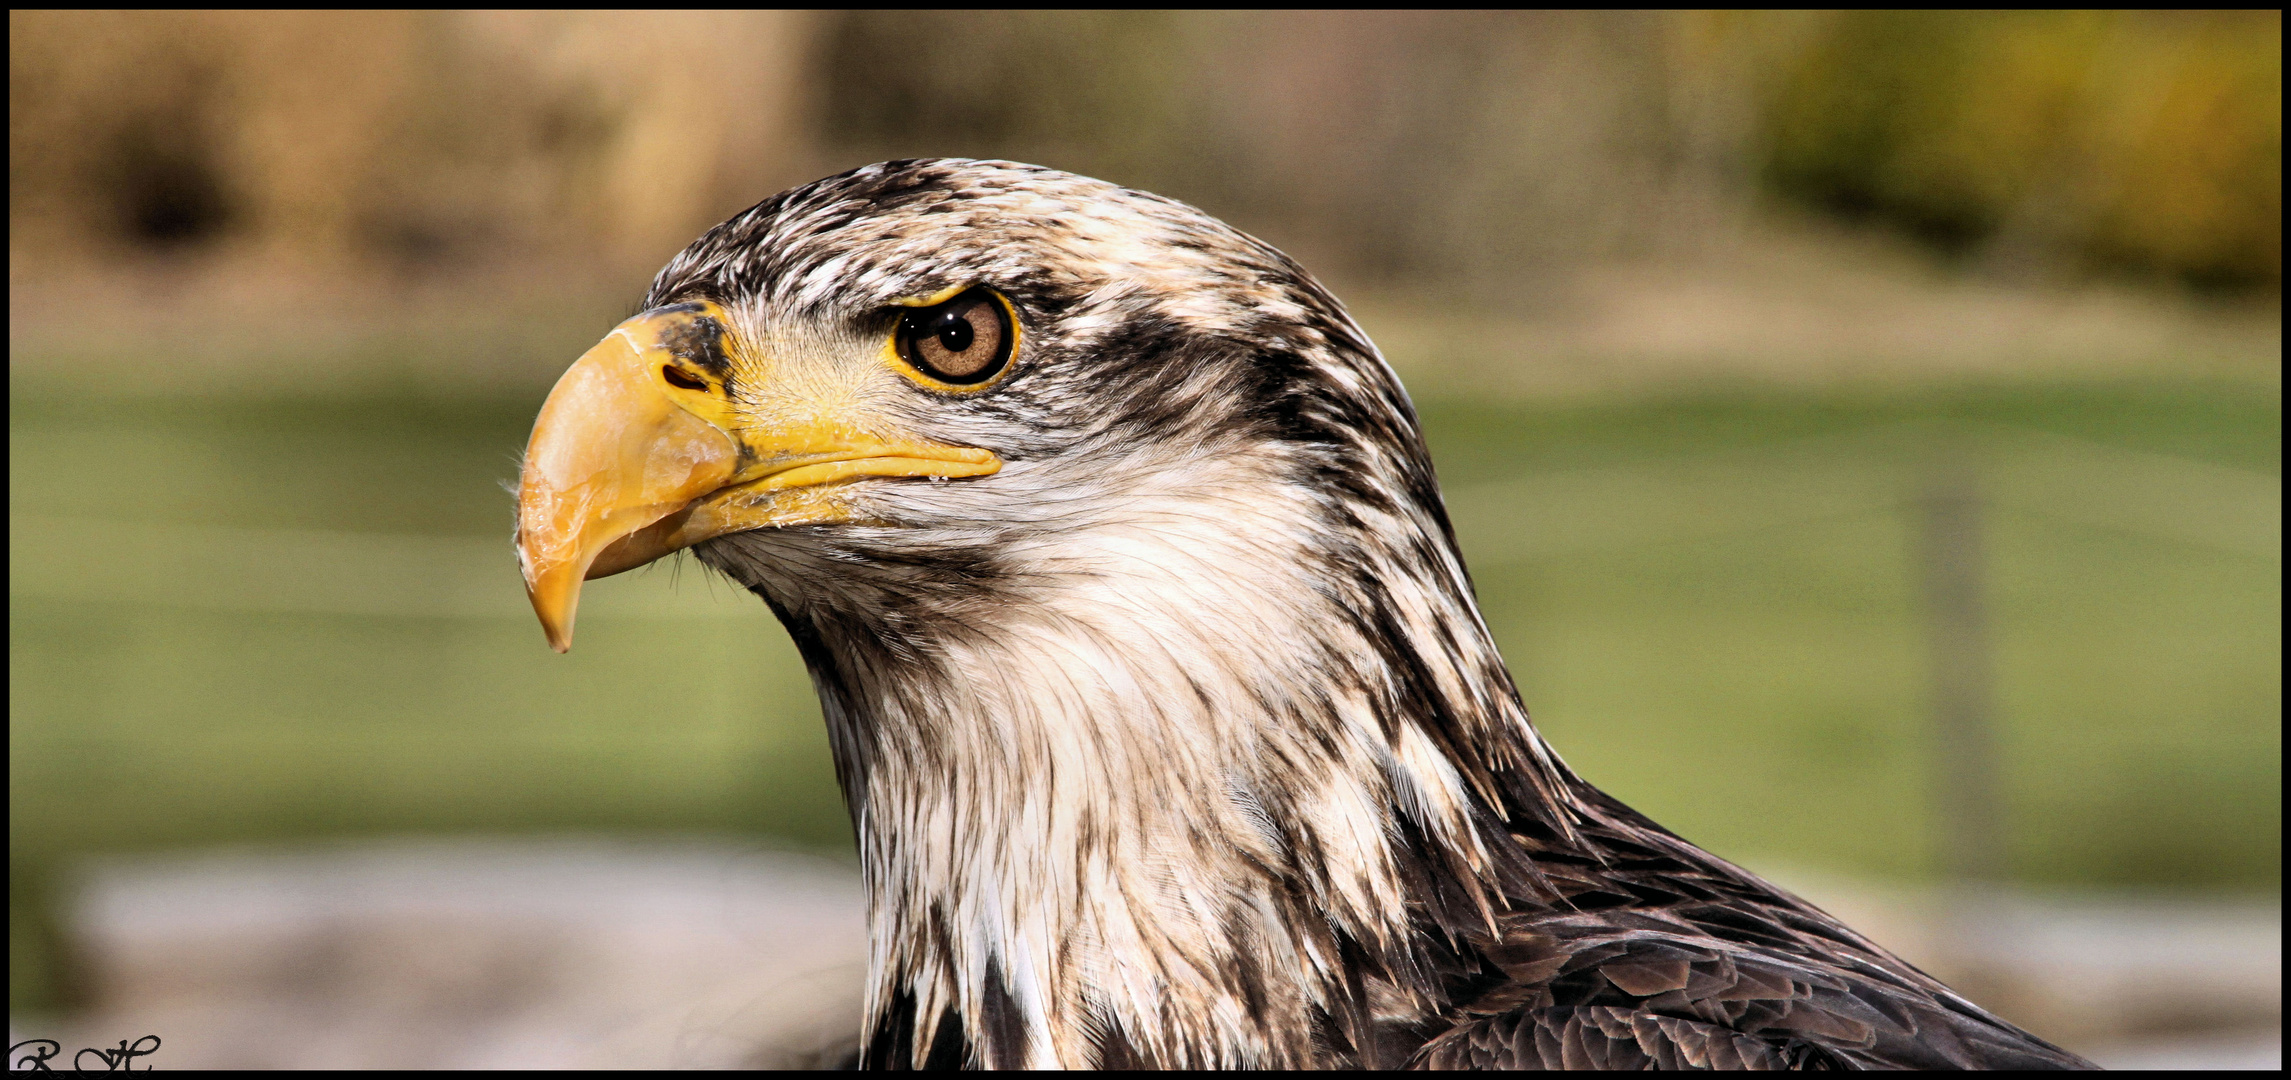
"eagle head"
517,158,1441,654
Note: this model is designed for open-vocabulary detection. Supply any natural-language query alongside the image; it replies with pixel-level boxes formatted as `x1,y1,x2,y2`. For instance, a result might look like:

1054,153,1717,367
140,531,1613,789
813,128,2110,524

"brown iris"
895,288,1012,385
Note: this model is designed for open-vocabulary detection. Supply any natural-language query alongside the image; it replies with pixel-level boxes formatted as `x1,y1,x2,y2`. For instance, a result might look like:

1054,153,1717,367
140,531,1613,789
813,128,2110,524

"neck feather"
703,451,1582,1068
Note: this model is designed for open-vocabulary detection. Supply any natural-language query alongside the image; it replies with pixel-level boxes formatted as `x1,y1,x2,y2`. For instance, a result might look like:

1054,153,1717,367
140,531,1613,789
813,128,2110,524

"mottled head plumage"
645,159,1409,486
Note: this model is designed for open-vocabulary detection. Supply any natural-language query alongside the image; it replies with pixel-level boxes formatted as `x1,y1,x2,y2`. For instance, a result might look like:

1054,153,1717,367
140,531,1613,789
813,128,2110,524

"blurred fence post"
1918,448,2003,887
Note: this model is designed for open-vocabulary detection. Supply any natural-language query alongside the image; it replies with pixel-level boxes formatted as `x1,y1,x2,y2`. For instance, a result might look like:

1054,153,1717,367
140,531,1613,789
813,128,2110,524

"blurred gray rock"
22,838,865,1069
11,841,2279,1070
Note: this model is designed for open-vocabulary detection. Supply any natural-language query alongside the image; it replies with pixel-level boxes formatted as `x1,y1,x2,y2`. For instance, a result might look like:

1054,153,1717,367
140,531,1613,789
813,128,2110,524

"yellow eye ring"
884,286,1020,392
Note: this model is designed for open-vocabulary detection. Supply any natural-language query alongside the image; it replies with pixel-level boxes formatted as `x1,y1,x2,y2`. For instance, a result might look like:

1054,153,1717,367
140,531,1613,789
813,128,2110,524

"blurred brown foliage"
8,11,2280,303
821,11,1745,302
8,11,817,282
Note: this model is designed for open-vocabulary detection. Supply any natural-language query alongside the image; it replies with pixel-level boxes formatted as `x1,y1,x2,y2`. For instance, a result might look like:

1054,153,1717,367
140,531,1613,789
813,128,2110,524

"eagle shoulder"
1402,793,2097,1070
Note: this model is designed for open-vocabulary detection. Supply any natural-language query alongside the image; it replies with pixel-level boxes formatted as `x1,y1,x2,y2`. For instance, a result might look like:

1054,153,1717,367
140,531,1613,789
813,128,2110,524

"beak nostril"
662,366,706,391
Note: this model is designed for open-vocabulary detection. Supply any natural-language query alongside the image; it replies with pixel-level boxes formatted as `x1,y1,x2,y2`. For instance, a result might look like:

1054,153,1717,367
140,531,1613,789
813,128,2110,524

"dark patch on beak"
654,306,734,377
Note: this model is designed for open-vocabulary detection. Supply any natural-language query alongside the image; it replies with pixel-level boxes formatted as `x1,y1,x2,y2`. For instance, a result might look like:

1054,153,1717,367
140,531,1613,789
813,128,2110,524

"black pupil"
935,309,974,353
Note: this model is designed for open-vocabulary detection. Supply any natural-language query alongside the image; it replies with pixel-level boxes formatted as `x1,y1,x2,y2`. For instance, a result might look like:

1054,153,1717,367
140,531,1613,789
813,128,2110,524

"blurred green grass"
7,374,2279,1012
1444,422,2276,886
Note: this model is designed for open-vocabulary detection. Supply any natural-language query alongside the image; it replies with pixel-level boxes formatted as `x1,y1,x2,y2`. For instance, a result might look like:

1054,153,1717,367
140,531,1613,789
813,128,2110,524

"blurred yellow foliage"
1762,11,2279,288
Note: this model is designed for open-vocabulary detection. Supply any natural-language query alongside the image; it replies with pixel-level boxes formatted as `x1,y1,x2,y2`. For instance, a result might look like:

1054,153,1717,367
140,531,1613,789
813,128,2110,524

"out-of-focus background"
9,10,2278,1069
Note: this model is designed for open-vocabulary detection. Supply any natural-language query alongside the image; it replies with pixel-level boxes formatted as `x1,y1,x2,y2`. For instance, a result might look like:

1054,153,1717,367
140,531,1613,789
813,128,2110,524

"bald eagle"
512,160,2094,1070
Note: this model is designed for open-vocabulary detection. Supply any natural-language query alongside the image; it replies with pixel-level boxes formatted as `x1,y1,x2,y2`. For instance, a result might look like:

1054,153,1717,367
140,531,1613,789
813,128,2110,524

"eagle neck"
710,451,1584,1067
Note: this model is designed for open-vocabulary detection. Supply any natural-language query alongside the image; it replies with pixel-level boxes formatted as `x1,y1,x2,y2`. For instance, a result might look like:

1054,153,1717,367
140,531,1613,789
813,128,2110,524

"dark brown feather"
1397,795,2095,1069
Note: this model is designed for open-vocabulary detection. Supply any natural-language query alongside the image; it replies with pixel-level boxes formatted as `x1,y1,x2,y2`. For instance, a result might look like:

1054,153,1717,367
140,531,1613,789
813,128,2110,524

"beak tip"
536,606,576,653
524,571,580,655
539,608,575,652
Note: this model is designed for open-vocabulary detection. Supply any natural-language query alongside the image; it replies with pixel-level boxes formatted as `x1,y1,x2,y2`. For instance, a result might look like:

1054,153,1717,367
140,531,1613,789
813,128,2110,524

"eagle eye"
895,288,1012,386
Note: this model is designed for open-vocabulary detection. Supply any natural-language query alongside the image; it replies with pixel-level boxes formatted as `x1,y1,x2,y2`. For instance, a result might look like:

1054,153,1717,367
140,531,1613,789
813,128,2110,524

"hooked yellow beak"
514,301,1000,652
